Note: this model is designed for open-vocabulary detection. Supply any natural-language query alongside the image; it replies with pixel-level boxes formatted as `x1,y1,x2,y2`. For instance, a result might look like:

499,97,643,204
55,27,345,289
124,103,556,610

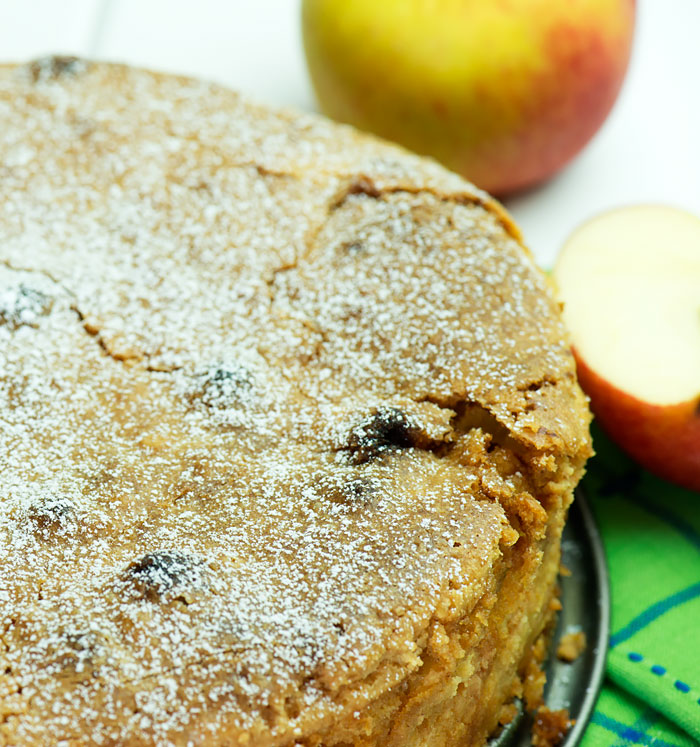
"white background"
1,0,699,268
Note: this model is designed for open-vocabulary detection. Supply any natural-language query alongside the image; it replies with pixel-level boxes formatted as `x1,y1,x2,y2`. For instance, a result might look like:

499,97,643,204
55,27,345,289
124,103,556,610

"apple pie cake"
0,57,592,746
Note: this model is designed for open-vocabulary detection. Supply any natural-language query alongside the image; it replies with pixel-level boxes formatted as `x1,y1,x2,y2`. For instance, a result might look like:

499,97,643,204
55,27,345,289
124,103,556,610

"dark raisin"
26,498,76,533
122,552,206,602
345,408,415,464
47,631,104,682
326,478,378,509
190,364,253,409
0,284,53,330
28,55,86,83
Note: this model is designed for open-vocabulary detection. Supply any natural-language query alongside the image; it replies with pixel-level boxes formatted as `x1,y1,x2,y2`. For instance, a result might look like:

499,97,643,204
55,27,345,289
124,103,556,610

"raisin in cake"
0,57,592,746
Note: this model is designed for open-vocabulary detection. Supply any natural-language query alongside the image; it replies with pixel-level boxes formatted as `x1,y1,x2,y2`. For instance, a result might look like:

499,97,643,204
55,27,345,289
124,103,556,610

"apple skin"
302,0,635,196
573,351,700,492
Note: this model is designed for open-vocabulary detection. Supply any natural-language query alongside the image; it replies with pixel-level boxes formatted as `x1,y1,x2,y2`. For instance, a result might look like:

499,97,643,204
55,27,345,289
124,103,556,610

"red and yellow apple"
302,0,635,196
554,205,700,492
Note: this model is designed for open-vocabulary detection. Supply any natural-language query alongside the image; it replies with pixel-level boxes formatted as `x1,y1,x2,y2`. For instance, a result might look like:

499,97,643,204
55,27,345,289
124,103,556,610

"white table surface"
1,0,699,269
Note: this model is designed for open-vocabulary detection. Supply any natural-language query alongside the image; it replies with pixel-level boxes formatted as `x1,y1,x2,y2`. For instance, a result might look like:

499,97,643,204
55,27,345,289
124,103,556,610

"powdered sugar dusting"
0,58,589,745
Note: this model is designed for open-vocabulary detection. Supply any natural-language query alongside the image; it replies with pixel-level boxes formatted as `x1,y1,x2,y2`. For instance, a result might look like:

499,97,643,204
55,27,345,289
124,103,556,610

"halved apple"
554,205,700,491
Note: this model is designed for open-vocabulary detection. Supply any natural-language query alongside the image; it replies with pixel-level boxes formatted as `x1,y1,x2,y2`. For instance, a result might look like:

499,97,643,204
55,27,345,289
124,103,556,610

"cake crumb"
557,631,587,662
498,700,520,726
532,707,574,747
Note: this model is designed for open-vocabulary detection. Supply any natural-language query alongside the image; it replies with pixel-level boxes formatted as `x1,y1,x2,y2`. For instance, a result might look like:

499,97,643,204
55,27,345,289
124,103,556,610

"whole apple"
302,0,635,196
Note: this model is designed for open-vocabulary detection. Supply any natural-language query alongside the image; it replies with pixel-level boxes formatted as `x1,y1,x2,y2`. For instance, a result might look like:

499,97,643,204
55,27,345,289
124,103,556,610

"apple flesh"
302,0,635,196
554,205,700,491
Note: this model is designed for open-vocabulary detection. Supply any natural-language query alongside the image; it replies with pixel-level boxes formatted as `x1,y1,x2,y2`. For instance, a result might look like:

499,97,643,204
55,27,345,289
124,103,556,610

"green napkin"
580,424,700,746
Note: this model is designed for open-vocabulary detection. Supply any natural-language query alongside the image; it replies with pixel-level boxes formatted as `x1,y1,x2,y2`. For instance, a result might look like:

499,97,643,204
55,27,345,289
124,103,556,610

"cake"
0,57,592,746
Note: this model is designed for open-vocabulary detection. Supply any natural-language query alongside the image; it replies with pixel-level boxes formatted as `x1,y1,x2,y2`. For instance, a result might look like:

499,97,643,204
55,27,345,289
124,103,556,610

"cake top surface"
0,57,591,745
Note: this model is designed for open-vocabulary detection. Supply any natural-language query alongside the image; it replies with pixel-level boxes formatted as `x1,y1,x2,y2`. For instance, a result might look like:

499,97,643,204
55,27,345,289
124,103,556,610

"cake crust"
0,57,591,746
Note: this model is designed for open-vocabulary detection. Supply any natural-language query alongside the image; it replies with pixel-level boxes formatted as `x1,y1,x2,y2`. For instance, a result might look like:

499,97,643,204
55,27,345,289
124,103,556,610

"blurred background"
1,0,698,268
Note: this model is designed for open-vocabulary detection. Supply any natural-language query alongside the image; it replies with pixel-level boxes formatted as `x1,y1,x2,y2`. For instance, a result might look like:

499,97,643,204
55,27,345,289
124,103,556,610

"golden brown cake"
0,57,592,746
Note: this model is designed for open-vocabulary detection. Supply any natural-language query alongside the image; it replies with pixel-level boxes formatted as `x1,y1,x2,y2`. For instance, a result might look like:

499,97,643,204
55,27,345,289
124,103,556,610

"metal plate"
490,489,610,746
